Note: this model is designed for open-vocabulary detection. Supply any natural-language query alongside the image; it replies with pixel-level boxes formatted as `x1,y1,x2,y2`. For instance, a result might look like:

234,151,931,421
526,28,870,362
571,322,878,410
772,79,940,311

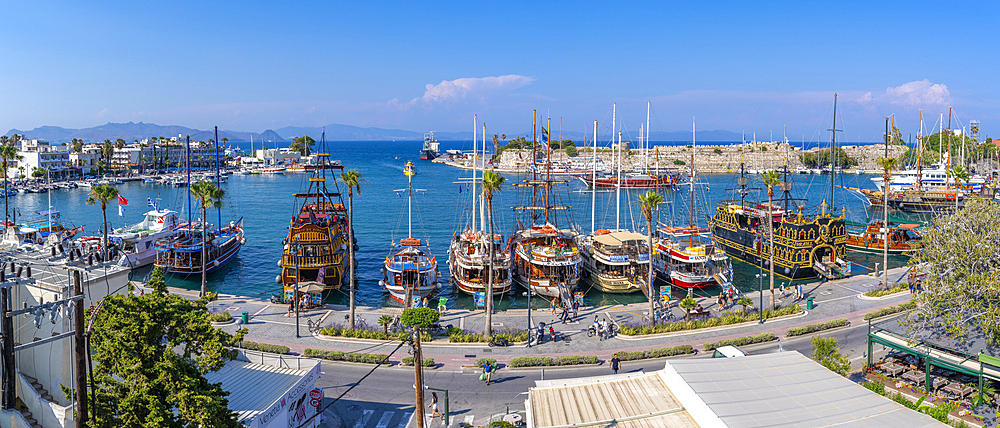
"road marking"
319,309,334,325
352,410,373,428
448,416,455,426
396,412,413,428
374,411,394,428
252,305,269,317
464,415,475,424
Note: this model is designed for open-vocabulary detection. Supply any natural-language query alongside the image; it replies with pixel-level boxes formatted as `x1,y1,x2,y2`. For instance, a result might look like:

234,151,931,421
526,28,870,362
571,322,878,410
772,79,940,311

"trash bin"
806,297,814,310
241,311,249,324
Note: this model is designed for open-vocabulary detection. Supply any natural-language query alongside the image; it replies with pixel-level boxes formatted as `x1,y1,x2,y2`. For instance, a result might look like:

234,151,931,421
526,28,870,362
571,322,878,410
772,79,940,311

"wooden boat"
845,221,922,254
578,230,648,293
109,209,181,268
278,131,349,299
381,161,440,306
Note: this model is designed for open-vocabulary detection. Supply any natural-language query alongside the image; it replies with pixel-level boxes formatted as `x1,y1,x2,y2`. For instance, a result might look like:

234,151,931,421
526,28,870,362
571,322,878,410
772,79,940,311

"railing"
234,349,321,371
281,253,343,268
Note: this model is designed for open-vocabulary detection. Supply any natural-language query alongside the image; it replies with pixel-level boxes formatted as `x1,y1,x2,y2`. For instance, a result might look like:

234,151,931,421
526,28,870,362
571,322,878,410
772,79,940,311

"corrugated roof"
664,351,947,428
528,372,700,428
203,361,311,423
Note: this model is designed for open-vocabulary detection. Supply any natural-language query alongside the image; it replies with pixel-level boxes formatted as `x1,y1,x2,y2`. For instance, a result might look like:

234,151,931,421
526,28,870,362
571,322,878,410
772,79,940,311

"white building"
9,140,71,181
256,149,301,166
69,147,102,176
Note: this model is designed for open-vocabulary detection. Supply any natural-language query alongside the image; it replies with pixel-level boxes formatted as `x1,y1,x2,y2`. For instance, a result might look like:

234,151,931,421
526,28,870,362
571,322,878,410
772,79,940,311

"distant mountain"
5,122,746,144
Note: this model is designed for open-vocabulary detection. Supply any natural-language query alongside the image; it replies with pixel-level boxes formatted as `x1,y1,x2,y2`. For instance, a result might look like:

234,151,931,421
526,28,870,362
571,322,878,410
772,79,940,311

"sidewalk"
148,267,916,368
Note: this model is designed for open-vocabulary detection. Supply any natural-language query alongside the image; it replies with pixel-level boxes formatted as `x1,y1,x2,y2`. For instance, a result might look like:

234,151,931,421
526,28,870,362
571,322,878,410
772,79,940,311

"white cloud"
857,80,951,107
389,75,534,109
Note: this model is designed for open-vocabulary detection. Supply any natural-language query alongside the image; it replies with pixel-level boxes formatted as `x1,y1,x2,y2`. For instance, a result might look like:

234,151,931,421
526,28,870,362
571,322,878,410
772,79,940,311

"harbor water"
11,140,916,310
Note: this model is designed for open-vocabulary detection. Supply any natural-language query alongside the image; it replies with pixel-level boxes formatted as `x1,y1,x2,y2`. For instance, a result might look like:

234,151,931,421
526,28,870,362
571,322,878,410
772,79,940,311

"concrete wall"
0,410,34,428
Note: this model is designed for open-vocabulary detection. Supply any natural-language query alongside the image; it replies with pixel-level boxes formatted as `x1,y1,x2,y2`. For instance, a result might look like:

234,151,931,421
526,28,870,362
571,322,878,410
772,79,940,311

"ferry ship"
381,161,440,305
420,132,440,160
278,131,350,299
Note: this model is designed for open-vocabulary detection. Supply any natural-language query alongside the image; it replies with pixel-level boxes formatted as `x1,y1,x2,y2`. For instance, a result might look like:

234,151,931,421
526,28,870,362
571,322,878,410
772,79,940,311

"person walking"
560,306,570,324
716,293,725,312
285,298,295,317
797,284,803,300
572,300,579,319
609,354,621,375
483,362,493,386
428,392,443,419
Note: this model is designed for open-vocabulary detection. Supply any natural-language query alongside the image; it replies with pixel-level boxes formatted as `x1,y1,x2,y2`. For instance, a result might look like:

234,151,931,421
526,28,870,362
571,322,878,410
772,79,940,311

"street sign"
573,292,583,305
309,389,321,399
660,285,671,302
474,292,485,308
310,398,320,408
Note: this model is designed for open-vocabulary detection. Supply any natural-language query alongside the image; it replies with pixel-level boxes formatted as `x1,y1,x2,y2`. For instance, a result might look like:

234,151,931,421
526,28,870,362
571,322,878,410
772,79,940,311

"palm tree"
638,190,663,325
86,184,119,261
948,165,970,211
736,296,753,315
876,156,898,290
0,143,22,225
759,170,782,311
481,170,506,338
190,180,225,297
339,169,363,329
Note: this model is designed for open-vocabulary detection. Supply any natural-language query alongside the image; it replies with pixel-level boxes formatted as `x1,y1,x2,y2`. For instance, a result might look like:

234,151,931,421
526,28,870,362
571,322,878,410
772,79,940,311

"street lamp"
524,243,534,347
757,255,765,324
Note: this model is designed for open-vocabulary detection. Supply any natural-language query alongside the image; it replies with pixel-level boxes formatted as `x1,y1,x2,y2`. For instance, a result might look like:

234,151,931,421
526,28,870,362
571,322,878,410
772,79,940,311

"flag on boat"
118,205,125,217
541,126,548,143
147,197,158,210
118,195,128,205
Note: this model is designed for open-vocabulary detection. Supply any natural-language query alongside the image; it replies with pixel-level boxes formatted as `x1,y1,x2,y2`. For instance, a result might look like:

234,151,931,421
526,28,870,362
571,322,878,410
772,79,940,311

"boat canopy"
593,231,647,246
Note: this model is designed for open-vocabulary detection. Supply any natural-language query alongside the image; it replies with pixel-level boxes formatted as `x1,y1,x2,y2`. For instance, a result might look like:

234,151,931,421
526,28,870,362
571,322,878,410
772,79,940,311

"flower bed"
618,305,802,336
864,284,908,297
704,333,776,351
401,357,435,367
614,345,695,361
304,348,389,364
447,327,529,343
239,341,290,355
864,301,916,320
508,355,599,368
785,318,849,337
208,311,233,323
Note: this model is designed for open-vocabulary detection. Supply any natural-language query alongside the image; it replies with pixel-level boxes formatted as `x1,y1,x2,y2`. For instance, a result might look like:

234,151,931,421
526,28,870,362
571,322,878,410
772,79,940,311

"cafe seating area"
871,353,986,403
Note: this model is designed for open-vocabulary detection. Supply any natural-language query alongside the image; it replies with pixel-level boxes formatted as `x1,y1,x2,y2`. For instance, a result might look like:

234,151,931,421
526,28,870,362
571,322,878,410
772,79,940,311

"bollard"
16,267,22,278
25,267,30,278
51,247,56,257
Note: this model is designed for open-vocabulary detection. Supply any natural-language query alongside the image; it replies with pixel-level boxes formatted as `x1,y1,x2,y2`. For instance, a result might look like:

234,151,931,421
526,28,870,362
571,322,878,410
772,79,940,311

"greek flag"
147,197,158,211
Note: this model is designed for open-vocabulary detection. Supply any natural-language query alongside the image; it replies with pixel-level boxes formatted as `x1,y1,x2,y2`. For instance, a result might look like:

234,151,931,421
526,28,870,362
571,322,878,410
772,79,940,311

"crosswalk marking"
396,412,413,428
464,415,475,425
374,411,394,428
448,416,455,426
352,410,374,428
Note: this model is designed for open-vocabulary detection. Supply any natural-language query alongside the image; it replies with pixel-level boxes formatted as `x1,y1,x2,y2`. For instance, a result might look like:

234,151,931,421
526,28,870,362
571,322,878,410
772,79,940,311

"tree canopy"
905,198,1000,345
799,147,858,168
401,307,439,328
290,136,316,156
88,277,246,427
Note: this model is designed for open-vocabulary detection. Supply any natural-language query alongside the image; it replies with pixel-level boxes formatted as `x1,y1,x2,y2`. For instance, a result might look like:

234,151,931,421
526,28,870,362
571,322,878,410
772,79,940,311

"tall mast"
939,114,944,170
545,117,551,224
591,120,597,234
480,123,486,232
948,107,953,170
613,104,619,230
215,126,222,234
531,110,537,224
916,110,923,190
689,118,695,248
407,164,413,239
646,101,650,173
186,135,192,233
472,115,477,231
828,94,840,210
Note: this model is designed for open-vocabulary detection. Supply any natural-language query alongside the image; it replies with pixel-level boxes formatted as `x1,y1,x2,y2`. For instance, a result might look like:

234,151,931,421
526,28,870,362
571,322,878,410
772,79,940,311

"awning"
298,282,325,293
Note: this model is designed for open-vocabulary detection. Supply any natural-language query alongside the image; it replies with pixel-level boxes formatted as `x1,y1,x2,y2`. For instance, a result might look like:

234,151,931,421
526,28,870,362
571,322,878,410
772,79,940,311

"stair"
21,375,54,401
15,399,43,428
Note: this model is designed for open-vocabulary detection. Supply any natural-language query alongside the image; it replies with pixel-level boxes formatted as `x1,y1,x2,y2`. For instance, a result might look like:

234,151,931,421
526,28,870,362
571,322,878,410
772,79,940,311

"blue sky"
2,1,996,141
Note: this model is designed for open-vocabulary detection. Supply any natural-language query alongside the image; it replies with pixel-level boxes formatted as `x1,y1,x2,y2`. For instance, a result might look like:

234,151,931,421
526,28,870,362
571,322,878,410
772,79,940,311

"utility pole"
1,280,13,410
73,270,89,427
413,328,425,428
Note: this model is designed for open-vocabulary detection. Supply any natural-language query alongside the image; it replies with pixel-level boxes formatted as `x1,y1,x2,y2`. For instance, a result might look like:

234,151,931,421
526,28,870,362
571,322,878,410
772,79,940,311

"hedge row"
320,325,431,342
448,328,529,343
239,341,290,355
614,345,695,361
785,318,850,337
864,284,908,297
303,348,389,364
619,305,802,336
508,355,599,368
475,358,497,368
864,301,917,320
704,333,777,351
401,357,435,367
208,312,233,323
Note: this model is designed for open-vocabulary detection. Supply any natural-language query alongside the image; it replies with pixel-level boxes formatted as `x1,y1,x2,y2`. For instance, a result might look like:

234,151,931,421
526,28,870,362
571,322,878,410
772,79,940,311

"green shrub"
785,318,849,337
303,348,389,364
320,325,431,342
401,307,439,328
401,357,435,367
208,312,233,323
864,301,917,320
239,341,290,354
713,148,722,154
449,328,529,343
673,160,686,166
475,358,497,368
704,333,776,351
619,305,802,336
508,355,599,368
863,380,885,395
864,284,908,297
615,345,695,361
